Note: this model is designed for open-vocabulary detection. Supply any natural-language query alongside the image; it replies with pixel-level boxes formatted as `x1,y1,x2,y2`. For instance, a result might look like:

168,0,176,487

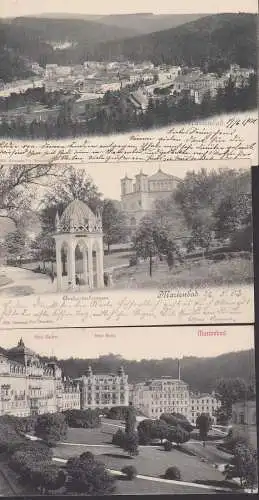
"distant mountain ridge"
89,13,257,69
40,349,255,394
0,13,256,81
7,13,209,35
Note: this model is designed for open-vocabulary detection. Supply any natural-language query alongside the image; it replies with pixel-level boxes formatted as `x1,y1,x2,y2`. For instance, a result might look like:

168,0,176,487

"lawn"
114,477,216,495
113,256,253,289
54,425,226,488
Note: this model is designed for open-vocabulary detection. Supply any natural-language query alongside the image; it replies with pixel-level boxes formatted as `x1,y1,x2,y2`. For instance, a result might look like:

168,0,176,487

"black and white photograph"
0,161,253,297
0,325,256,495
0,1,257,140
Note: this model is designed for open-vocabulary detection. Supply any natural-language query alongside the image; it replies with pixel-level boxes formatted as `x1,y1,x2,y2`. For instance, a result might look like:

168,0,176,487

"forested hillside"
90,13,257,71
39,349,255,393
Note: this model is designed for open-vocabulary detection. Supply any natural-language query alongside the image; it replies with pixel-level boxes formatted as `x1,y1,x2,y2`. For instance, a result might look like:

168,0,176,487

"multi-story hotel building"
130,377,190,419
0,340,219,425
189,393,221,425
129,362,190,419
0,339,80,417
0,340,129,418
80,365,129,409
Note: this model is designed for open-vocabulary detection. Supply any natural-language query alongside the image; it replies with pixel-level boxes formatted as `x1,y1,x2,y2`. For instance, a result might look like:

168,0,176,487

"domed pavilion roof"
57,199,102,234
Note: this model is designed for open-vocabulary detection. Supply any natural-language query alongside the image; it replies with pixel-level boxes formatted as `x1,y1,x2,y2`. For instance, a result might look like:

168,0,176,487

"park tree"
125,405,136,434
31,463,66,494
231,443,258,492
137,419,155,445
4,228,26,260
30,233,55,271
160,413,193,433
0,164,62,226
196,413,210,447
66,452,116,495
151,420,169,444
112,428,126,447
174,167,251,249
63,409,101,429
133,216,170,277
123,432,139,457
34,413,68,447
102,199,128,253
215,378,249,421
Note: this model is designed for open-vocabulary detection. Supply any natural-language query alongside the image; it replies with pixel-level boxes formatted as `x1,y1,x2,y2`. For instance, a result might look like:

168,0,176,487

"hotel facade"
0,340,219,424
0,339,129,418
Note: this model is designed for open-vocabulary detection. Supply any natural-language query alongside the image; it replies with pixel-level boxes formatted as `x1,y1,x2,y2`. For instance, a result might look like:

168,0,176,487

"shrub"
30,463,66,493
107,406,130,420
223,430,248,454
112,429,126,447
160,413,193,433
121,466,137,480
63,409,101,429
129,255,138,267
66,453,116,495
231,443,258,491
79,452,94,462
164,440,173,451
123,432,139,456
35,413,68,446
0,422,27,454
164,467,181,481
138,429,151,445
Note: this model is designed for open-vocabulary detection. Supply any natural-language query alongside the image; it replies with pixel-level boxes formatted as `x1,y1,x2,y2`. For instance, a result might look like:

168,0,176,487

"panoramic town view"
0,10,257,138
0,326,256,495
0,163,253,296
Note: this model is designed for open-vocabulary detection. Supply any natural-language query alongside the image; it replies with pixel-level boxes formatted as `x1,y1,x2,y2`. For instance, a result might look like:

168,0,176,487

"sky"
38,160,249,203
1,0,257,17
0,325,254,360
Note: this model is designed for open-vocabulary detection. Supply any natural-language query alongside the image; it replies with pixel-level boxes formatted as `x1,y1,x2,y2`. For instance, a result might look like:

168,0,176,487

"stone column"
55,239,62,292
67,238,76,289
96,237,104,288
88,241,94,289
82,248,88,286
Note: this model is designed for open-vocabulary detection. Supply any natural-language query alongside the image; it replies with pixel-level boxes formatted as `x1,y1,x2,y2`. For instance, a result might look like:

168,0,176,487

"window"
239,413,245,425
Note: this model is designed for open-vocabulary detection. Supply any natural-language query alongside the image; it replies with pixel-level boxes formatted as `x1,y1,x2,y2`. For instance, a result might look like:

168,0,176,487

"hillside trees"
215,378,249,421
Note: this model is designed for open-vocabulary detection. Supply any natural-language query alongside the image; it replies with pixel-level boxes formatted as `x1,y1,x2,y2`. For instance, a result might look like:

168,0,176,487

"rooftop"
56,199,101,234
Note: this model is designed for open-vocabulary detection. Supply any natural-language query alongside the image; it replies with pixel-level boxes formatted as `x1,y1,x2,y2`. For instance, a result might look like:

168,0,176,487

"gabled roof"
148,168,180,182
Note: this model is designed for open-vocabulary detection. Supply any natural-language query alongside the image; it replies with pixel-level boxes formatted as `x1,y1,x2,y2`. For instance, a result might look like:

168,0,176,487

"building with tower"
80,366,129,409
54,199,104,291
0,341,220,424
120,168,181,231
0,339,80,417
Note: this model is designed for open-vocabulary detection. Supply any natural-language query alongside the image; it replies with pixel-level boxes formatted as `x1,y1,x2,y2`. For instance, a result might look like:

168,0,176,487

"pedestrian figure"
167,250,174,270
50,271,55,283
75,274,80,286
104,272,109,287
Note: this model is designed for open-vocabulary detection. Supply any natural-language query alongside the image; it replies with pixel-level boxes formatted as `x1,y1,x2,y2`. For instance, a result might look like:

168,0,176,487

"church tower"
121,174,133,197
135,169,148,192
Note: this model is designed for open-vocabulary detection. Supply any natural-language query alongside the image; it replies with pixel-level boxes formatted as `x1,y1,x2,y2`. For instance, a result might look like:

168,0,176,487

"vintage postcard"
0,325,256,495
0,160,254,327
0,1,257,165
